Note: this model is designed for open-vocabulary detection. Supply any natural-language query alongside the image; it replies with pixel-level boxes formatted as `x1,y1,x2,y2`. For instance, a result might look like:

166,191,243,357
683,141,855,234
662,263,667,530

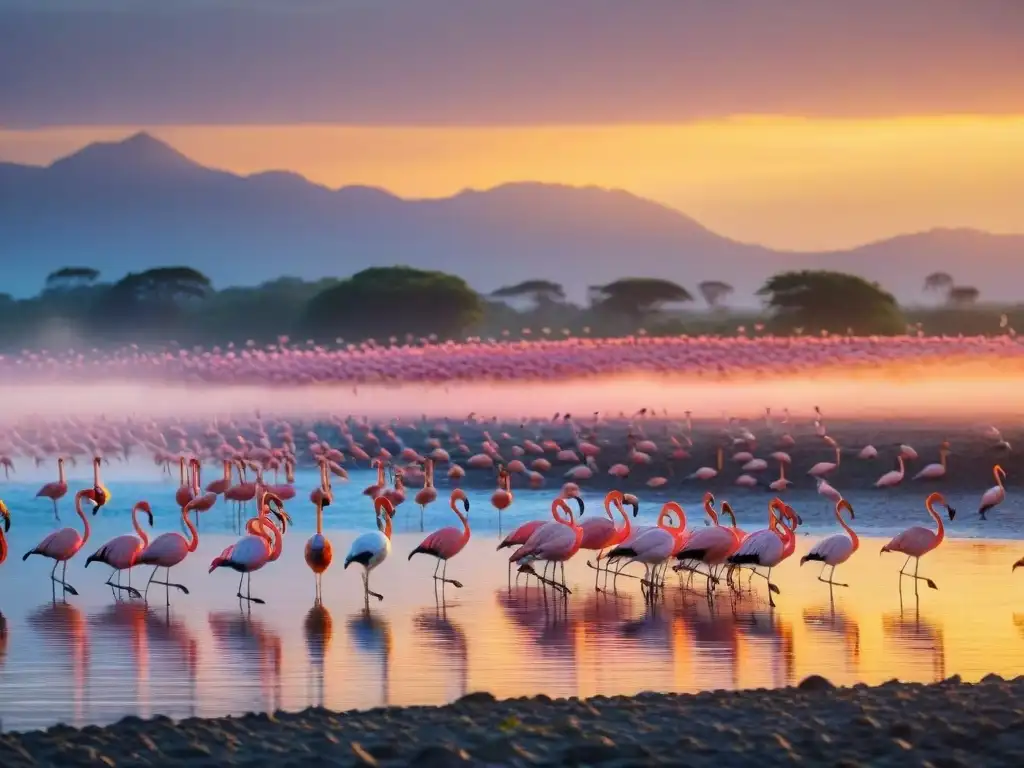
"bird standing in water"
304,460,334,602
409,489,471,589
345,496,395,606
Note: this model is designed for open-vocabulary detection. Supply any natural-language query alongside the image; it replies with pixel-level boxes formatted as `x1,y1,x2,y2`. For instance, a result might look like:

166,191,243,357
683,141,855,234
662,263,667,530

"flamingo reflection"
882,591,946,682
414,597,468,700
144,607,200,719
304,602,334,706
734,602,795,689
673,597,742,692
803,597,861,670
347,609,392,707
27,601,89,726
209,609,284,714
89,601,151,720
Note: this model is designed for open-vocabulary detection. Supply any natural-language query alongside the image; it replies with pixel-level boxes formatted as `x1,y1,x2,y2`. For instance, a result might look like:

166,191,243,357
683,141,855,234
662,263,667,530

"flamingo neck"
716,448,723,471
926,498,945,546
0,526,6,565
131,504,150,548
602,495,617,522
897,456,904,475
75,491,91,546
58,460,66,484
662,502,686,532
835,447,841,466
182,505,199,552
451,499,470,541
382,512,392,539
837,506,859,552
779,463,786,480
614,498,631,537
940,451,947,471
704,500,719,527
223,461,231,483
996,467,1005,490
179,458,187,486
265,517,284,559
316,500,324,535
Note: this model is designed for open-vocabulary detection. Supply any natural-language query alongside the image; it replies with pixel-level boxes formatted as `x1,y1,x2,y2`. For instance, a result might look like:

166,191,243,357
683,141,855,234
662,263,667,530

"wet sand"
0,674,1017,766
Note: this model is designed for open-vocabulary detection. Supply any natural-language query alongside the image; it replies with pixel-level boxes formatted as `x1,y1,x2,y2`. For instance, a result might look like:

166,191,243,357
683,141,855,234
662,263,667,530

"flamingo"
91,456,111,509
726,499,800,606
85,500,154,598
816,476,843,503
875,456,906,488
413,459,439,529
36,457,68,521
345,496,395,605
304,465,334,602
687,447,723,480
408,489,471,589
496,495,583,581
208,492,288,604
769,461,791,491
206,459,233,495
491,466,513,519
674,495,741,594
23,488,101,597
801,498,859,587
880,492,955,590
186,459,218,525
509,497,583,593
579,490,638,590
362,458,386,498
0,500,10,566
174,457,194,510
807,439,840,477
978,465,1007,519
137,496,202,604
605,503,679,597
912,442,951,481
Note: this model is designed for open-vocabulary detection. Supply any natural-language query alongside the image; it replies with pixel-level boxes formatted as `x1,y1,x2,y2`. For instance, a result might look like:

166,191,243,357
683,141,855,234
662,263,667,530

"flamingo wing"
23,527,79,560
802,534,853,565
137,532,188,566
579,517,616,549
497,519,545,549
882,526,935,557
912,464,943,480
728,528,783,566
410,526,463,560
344,530,388,568
979,485,1004,515
676,526,735,561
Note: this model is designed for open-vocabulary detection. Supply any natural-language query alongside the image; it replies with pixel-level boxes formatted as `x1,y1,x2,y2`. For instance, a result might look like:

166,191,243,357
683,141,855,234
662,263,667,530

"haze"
2,364,1023,423
2,0,1023,250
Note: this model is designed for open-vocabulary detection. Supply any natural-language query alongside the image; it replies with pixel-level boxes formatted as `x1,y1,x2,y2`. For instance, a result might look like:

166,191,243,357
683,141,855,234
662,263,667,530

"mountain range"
1,132,1021,306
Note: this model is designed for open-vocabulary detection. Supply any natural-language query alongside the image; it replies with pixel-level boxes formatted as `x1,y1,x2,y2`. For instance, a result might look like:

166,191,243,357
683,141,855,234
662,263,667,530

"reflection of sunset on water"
1,533,1023,730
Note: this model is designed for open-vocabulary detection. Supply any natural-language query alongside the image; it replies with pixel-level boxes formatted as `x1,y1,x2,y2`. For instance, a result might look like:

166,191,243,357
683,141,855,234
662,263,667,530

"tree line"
0,264,1005,351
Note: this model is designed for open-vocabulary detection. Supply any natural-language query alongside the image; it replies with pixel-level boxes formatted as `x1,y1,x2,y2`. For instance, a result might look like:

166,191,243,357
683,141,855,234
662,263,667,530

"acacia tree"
757,270,905,335
490,280,566,310
304,266,483,341
592,278,692,323
698,280,734,310
923,271,954,296
947,285,980,307
43,267,100,294
100,266,213,332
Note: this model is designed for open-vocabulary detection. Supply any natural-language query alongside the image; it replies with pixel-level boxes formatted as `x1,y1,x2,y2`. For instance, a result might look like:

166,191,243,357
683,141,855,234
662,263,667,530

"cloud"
2,0,1023,126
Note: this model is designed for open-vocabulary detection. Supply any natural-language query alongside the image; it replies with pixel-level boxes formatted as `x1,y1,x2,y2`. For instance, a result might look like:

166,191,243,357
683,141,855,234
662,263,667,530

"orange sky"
2,115,1023,250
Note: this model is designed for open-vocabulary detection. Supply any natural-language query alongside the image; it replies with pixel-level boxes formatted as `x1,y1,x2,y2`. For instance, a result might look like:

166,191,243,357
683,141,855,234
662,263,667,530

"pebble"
7,677,1024,766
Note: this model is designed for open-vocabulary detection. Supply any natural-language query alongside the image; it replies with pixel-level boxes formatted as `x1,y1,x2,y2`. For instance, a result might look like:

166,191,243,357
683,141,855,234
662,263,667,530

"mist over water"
2,365,1023,421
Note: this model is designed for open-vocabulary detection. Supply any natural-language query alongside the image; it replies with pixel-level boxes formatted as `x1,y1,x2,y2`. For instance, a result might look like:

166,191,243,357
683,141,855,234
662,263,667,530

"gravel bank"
2,675,1020,766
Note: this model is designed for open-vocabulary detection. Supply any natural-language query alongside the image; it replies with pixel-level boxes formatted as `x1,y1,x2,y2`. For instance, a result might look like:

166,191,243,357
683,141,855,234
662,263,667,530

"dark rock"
456,692,496,706
981,673,1004,684
409,745,472,767
888,722,915,740
797,675,835,692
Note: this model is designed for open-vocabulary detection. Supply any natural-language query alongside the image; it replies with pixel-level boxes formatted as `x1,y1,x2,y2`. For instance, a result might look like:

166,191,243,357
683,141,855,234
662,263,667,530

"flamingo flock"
0,333,1022,386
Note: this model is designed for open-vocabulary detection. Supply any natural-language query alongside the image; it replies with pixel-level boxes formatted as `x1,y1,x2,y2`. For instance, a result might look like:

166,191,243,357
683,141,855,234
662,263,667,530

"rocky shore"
2,675,1020,766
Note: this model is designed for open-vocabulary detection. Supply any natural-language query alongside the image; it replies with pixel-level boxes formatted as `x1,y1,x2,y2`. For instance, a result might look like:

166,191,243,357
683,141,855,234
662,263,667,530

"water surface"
0,469,1022,732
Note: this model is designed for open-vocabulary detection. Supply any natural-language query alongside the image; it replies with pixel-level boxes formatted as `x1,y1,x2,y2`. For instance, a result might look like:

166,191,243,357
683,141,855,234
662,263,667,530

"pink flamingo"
880,492,955,590
413,459,439,529
875,456,905,488
137,496,202,604
496,494,583,581
509,497,582,593
675,494,741,594
978,465,1007,519
580,490,638,590
186,459,218,526
408,489,471,589
718,501,747,542
801,498,859,588
205,459,233,495
36,457,69,521
174,457,194,510
304,465,334,602
604,503,681,597
0,500,10,566
491,466,513,520
726,499,801,606
85,500,153,598
23,488,101,597
209,491,288,604
362,459,386,498
912,441,951,481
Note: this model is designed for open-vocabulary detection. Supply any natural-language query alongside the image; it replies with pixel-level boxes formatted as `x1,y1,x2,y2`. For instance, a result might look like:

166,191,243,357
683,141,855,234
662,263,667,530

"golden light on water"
4,531,1024,730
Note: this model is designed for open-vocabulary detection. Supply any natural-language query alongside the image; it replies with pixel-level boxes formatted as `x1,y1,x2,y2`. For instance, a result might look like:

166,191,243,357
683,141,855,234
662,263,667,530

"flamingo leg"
52,497,60,522
817,564,849,588
595,549,603,590
906,556,938,590
366,570,383,601
149,566,190,600
106,568,142,599
52,560,79,596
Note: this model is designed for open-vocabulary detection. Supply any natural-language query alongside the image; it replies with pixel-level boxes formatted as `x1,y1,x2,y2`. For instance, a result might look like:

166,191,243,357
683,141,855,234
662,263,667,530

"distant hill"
1,132,1021,305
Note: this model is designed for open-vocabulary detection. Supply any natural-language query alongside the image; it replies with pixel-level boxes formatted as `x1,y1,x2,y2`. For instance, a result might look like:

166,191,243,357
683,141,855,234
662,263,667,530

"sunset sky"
2,0,1022,250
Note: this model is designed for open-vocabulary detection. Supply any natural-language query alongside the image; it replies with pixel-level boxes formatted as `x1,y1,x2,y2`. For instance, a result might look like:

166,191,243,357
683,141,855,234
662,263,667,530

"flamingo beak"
146,511,154,527
631,502,639,517
1,506,9,532
947,506,956,521
575,497,585,516
462,498,471,513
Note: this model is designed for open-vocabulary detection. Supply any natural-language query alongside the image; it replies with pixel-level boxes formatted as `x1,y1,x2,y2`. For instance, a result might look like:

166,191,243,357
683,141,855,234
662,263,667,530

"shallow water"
1,467,1023,732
